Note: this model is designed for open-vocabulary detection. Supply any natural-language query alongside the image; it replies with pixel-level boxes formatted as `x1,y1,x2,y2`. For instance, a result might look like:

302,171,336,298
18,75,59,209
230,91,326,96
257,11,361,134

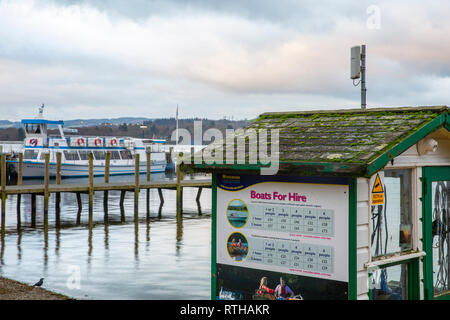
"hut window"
431,180,450,296
370,263,409,300
371,169,412,258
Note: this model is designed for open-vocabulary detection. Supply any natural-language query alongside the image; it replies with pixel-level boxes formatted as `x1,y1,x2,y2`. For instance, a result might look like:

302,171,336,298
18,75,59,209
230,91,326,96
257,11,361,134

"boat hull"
8,161,166,179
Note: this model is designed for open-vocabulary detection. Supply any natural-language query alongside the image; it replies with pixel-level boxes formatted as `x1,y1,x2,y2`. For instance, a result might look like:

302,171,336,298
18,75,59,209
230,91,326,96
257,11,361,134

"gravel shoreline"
0,276,73,300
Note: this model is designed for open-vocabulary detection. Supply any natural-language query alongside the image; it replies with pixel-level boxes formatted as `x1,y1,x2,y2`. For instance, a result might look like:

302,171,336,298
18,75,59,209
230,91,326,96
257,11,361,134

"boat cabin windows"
120,149,134,160
111,151,121,160
93,151,106,160
24,150,38,160
78,151,91,160
371,169,413,258
64,150,80,161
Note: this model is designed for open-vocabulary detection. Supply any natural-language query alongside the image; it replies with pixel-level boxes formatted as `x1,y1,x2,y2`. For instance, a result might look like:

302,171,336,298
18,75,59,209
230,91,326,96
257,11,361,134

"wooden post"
76,192,82,225
1,153,6,238
120,190,126,222
16,153,23,230
146,150,151,217
104,151,111,221
157,188,164,205
43,153,50,233
17,153,23,186
88,152,94,229
104,151,111,184
196,187,203,202
176,152,183,216
146,149,151,182
134,153,140,220
55,152,62,227
31,194,36,228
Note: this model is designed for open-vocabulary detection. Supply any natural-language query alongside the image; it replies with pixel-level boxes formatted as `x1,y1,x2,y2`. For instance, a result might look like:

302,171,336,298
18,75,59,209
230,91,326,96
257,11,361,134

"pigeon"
33,278,44,287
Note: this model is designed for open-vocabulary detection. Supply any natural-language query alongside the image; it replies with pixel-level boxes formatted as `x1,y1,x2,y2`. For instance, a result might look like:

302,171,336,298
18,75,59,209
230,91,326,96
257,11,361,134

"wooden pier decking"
0,151,211,237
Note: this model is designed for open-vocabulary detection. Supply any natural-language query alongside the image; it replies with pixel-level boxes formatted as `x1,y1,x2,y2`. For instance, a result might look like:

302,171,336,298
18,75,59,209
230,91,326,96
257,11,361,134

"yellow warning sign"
371,173,385,205
372,174,384,193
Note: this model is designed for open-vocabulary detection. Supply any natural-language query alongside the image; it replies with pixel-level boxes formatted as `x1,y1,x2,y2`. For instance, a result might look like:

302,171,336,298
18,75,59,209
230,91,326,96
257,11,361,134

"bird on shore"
33,278,44,287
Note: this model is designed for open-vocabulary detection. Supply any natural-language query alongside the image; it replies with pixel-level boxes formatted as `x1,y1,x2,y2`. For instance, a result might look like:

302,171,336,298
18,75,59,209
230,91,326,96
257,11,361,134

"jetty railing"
0,150,210,237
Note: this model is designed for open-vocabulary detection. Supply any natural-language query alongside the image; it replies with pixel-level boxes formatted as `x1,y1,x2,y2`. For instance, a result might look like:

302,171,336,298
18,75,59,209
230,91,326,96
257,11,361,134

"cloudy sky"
0,0,449,121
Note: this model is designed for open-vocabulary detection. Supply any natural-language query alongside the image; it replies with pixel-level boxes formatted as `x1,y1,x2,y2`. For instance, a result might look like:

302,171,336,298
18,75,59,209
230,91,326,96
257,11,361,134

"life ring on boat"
110,138,118,146
94,138,103,146
77,138,85,145
29,138,38,146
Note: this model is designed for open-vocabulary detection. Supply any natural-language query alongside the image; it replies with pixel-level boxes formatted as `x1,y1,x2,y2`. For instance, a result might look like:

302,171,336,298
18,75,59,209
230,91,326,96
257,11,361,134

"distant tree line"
0,118,252,144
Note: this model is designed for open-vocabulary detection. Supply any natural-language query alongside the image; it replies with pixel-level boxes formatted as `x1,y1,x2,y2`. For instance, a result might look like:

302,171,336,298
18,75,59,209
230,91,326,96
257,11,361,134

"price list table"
247,204,335,237
248,238,334,274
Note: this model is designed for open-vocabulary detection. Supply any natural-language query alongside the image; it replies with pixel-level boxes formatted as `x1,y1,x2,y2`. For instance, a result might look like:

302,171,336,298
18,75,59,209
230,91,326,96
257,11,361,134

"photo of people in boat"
216,264,348,300
226,199,249,228
226,232,249,261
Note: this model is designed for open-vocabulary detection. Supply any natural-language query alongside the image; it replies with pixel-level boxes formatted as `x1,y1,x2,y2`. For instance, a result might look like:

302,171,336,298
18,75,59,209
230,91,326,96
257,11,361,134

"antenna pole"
361,45,367,109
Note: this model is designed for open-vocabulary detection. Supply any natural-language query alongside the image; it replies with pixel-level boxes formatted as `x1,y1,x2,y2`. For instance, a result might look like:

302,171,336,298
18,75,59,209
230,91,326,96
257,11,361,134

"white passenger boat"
7,106,167,179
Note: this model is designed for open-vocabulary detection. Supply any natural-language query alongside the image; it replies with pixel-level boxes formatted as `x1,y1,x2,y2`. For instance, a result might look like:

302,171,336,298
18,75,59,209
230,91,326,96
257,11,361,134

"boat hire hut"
186,106,450,300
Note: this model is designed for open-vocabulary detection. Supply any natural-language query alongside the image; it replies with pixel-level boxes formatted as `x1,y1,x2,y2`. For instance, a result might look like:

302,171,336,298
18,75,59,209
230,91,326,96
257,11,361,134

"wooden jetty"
0,150,211,237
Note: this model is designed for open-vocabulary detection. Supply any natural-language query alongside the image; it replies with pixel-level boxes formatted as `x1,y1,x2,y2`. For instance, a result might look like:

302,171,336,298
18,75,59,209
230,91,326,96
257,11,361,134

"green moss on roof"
189,106,449,176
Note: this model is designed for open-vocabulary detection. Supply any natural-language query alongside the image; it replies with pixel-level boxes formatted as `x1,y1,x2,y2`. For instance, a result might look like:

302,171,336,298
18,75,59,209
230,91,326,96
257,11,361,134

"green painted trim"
367,113,447,177
211,173,217,300
348,177,357,300
408,258,420,300
446,114,450,131
422,166,450,300
192,161,365,176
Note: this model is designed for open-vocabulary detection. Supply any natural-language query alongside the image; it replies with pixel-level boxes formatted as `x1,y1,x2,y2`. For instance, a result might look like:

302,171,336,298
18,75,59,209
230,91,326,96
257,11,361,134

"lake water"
0,172,212,300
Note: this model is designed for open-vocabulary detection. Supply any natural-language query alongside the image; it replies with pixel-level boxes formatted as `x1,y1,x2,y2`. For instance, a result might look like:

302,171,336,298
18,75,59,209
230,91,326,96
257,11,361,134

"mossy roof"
188,106,450,177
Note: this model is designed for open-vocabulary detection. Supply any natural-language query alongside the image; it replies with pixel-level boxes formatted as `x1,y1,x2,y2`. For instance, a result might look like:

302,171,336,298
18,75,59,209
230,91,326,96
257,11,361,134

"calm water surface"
0,172,212,299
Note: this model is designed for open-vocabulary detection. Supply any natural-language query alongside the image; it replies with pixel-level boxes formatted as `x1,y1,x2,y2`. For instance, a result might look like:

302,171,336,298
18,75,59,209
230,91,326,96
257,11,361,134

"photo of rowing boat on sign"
227,232,249,261
226,199,249,228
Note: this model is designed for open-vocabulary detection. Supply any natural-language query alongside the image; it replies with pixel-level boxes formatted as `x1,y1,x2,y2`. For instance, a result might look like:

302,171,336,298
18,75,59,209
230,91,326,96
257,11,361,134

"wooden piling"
88,152,94,228
16,153,23,230
55,152,62,227
17,153,23,186
43,153,50,233
157,188,164,205
196,187,203,202
31,194,36,228
120,190,126,222
134,153,140,220
176,152,183,216
1,153,6,238
104,151,111,221
146,150,151,216
76,192,82,225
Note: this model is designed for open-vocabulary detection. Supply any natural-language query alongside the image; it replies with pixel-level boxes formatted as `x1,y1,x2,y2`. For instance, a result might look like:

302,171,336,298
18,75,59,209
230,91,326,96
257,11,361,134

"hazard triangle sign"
371,173,385,205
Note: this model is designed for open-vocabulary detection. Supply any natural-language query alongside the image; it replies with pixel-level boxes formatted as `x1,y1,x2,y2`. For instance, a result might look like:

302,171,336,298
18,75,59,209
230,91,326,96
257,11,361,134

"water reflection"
0,173,211,299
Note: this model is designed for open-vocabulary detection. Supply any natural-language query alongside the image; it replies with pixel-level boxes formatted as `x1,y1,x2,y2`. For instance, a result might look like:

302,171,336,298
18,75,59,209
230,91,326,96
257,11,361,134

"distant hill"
0,117,253,143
